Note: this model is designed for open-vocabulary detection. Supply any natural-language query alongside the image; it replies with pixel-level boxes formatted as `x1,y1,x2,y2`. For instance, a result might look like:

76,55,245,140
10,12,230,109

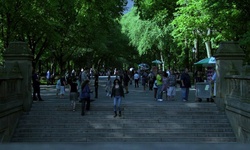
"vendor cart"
195,82,213,100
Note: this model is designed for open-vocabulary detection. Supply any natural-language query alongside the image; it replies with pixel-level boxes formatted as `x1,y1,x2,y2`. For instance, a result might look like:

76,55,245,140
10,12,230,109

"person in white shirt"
133,71,140,88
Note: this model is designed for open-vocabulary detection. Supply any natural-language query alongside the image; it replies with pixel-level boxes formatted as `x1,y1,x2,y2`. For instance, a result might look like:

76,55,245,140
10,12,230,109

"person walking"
156,70,163,101
148,71,155,90
180,68,191,102
69,78,78,111
123,71,130,94
111,78,125,117
133,71,140,88
141,70,148,91
80,68,88,84
94,72,99,98
161,72,168,100
32,70,44,101
153,76,158,100
55,77,61,97
80,80,91,116
194,70,203,102
46,69,50,85
59,75,66,98
105,75,112,96
210,69,216,102
167,69,177,101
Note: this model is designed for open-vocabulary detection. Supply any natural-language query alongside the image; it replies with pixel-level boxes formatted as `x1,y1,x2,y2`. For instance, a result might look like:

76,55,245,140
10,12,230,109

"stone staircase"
11,83,236,143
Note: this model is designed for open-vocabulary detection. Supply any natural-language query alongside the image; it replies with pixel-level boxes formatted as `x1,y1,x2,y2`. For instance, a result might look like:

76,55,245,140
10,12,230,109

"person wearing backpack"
80,80,91,116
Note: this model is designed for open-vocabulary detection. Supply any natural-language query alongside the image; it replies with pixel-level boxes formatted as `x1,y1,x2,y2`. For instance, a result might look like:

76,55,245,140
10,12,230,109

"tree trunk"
160,51,164,71
205,41,212,58
205,29,212,58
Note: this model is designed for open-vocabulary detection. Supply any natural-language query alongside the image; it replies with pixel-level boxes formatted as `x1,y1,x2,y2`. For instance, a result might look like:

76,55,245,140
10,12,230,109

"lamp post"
192,47,197,72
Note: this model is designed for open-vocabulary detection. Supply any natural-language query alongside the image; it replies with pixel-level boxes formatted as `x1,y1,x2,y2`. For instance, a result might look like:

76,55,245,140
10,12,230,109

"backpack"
80,85,90,99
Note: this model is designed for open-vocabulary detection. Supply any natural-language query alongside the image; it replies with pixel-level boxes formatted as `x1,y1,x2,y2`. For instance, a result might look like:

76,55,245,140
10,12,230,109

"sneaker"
157,99,163,102
183,99,187,102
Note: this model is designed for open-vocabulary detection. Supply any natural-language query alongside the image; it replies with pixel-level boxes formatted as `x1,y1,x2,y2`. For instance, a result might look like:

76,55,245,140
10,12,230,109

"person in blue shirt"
80,80,91,116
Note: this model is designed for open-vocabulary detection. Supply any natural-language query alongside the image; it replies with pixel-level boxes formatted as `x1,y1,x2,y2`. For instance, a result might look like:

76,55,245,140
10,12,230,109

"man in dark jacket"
180,68,191,102
32,70,44,101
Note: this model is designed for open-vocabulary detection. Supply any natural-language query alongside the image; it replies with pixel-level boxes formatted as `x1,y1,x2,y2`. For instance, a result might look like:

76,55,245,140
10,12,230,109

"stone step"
12,132,235,138
17,119,230,125
11,137,236,143
19,114,229,120
14,123,233,129
14,128,234,133
11,81,236,143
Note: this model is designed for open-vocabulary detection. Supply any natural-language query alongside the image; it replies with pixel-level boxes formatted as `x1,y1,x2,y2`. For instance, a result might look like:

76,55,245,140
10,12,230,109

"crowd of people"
32,66,216,118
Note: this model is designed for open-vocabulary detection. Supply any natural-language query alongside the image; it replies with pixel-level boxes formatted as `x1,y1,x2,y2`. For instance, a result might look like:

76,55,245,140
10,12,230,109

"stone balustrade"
0,42,32,142
215,41,250,143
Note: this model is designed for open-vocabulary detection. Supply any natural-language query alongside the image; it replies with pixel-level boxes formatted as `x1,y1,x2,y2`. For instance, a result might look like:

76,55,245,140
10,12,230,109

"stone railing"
0,42,33,142
0,62,24,142
224,66,250,143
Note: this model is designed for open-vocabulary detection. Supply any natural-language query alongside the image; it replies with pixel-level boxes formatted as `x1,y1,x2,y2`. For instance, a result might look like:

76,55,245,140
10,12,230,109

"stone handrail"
225,75,250,103
0,64,24,142
224,74,250,142
0,42,33,142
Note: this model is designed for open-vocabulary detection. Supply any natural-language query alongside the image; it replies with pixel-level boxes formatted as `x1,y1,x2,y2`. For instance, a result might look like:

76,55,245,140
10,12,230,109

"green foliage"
1,0,250,72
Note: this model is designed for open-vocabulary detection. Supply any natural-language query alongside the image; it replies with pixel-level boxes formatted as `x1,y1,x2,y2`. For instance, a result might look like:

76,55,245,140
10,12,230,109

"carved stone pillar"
3,42,33,112
214,41,245,111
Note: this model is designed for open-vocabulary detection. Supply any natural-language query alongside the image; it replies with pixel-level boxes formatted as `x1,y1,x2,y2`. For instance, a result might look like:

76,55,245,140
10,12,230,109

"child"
56,78,61,97
105,75,112,96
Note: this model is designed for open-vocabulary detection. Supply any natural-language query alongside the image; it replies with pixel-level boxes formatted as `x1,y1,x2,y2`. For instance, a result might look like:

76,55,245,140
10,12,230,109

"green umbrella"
152,59,162,64
194,57,216,66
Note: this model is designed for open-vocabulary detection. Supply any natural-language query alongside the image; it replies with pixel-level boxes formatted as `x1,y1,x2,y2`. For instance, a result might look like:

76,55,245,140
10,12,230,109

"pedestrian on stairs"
69,78,78,111
111,78,125,117
80,80,91,116
180,68,191,102
105,75,112,96
55,77,61,97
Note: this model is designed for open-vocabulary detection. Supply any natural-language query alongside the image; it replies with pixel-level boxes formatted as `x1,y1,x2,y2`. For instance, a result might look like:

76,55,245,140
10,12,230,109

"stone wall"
0,42,32,142
215,41,250,143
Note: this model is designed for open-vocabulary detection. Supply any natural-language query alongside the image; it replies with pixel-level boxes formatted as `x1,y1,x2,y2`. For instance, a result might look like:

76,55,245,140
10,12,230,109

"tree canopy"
1,0,249,73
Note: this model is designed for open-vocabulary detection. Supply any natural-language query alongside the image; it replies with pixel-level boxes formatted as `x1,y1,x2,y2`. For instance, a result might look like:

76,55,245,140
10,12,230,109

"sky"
123,0,134,14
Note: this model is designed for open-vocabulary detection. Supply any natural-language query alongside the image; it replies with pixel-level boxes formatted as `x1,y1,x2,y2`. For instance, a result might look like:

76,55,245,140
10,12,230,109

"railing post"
3,42,33,112
214,41,245,111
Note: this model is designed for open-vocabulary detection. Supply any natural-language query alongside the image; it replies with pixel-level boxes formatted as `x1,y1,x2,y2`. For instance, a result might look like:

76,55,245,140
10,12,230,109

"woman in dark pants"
111,79,125,117
80,80,91,116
